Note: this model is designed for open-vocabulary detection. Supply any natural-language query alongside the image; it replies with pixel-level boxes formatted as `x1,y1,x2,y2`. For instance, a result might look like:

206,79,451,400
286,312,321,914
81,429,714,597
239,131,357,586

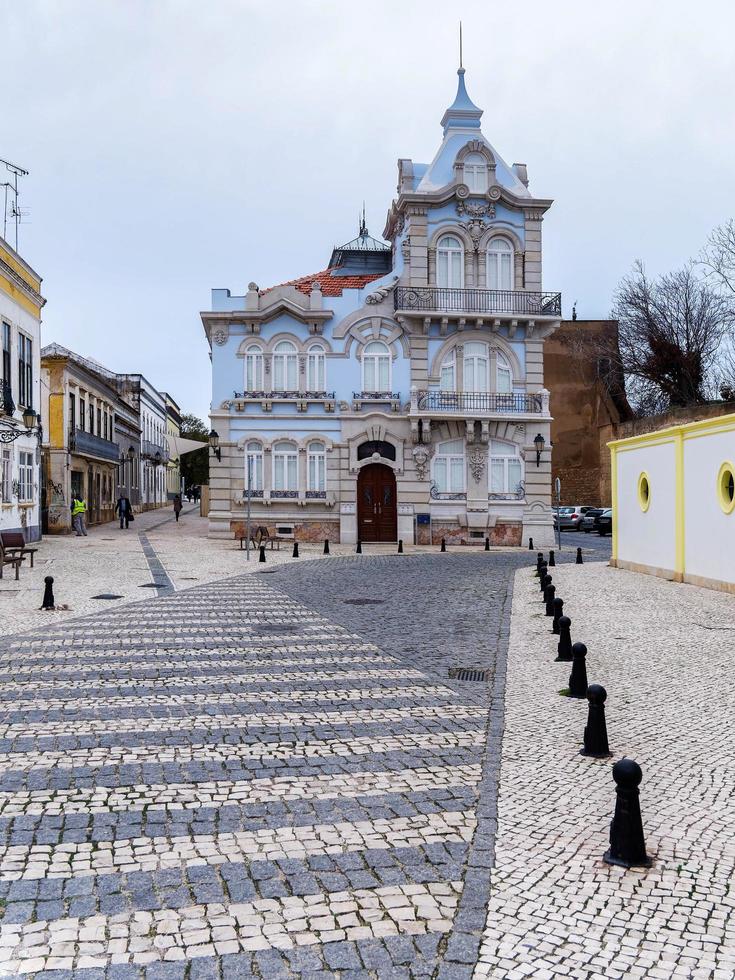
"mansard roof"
267,267,384,297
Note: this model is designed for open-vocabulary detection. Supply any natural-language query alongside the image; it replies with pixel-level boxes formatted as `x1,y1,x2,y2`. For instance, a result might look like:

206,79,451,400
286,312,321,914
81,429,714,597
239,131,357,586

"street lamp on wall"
0,408,42,445
209,429,221,462
534,433,545,467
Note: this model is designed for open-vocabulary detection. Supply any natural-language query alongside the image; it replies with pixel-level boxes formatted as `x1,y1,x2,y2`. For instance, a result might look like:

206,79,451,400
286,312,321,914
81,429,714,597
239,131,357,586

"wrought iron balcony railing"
142,439,170,463
1,380,14,416
352,391,401,401
414,390,545,414
394,286,562,317
69,428,121,462
233,390,335,400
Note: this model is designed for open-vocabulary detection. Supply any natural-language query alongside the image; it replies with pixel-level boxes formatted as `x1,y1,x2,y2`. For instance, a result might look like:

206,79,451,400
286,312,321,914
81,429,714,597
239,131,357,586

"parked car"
595,508,612,535
580,508,604,532
554,505,595,531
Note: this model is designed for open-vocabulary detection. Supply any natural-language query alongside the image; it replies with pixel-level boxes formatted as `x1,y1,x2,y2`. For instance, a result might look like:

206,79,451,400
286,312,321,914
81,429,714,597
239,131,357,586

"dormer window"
437,235,464,289
464,152,487,194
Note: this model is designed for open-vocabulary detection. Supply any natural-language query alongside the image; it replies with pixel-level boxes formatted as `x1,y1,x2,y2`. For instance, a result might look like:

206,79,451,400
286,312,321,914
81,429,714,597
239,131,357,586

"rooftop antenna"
0,157,29,251
359,201,367,237
459,20,463,70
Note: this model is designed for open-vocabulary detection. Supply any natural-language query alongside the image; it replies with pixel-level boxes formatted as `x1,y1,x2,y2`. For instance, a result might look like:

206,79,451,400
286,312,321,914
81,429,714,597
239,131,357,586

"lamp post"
208,429,221,461
245,454,252,562
0,408,41,445
534,433,545,467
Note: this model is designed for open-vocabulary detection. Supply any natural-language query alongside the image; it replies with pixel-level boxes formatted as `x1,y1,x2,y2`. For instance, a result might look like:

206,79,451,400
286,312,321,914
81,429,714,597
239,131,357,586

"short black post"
484,537,490,551
548,549,556,567
41,576,55,611
604,759,650,868
576,546,583,565
555,615,573,661
440,538,446,552
259,545,266,564
535,552,544,576
528,537,534,551
552,597,564,634
568,641,588,698
397,539,403,554
581,684,611,758
323,539,330,555
540,569,550,593
356,540,362,554
544,583,556,616
292,541,299,558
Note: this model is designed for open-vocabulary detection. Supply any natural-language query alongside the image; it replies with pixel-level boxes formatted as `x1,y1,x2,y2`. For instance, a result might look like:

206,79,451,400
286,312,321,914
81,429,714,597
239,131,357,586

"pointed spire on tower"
440,28,483,135
359,201,367,238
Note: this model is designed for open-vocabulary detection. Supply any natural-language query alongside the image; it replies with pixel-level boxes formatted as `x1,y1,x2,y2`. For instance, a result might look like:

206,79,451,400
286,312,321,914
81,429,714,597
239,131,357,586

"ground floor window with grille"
18,451,34,502
0,449,11,502
245,442,264,491
273,441,298,492
433,439,465,493
307,441,326,491
489,440,523,494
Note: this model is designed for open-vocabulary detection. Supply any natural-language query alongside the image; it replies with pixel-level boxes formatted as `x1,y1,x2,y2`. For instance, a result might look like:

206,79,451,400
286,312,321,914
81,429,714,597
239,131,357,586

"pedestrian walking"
71,494,88,536
173,494,182,522
115,494,134,529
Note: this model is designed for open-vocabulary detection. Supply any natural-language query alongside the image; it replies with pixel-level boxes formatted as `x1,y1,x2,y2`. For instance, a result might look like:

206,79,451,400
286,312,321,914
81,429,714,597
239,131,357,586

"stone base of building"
416,521,522,547
521,519,556,549
230,519,341,543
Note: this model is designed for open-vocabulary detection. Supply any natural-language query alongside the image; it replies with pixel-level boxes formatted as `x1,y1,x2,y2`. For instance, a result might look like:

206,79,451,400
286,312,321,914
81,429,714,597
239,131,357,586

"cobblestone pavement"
475,562,735,979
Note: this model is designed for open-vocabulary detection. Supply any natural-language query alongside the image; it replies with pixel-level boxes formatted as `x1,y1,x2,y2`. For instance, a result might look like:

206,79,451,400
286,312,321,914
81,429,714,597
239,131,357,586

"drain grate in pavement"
448,667,489,682
91,594,124,600
139,583,166,589
343,598,385,606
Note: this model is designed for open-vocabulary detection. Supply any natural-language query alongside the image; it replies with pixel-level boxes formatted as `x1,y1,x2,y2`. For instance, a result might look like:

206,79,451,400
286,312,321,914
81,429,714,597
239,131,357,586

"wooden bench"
0,545,24,580
0,531,38,569
234,525,278,551
274,525,295,547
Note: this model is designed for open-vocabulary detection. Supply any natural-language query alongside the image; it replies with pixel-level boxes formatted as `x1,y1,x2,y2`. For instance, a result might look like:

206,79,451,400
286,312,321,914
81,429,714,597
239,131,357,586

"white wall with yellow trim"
609,414,735,592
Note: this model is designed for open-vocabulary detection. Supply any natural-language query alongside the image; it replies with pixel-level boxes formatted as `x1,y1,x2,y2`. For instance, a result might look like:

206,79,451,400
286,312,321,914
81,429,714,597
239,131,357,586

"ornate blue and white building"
202,67,561,546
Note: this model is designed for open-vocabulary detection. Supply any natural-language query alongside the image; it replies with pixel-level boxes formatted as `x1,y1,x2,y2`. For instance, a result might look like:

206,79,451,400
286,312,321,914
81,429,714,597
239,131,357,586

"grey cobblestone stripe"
0,881,463,972
137,531,174,595
0,729,484,774
0,764,480,816
0,810,475,880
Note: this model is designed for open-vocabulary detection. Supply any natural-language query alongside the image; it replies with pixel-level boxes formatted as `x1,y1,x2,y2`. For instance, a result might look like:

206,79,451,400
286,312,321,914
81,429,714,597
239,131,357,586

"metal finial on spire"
359,201,367,237
459,21,463,70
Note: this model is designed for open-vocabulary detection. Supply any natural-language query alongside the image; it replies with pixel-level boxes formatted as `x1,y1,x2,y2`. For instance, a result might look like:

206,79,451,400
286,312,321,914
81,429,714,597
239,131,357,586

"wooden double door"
357,463,397,542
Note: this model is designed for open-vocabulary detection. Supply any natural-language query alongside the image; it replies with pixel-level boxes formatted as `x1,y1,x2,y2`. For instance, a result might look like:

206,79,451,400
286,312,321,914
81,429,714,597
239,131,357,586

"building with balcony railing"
202,62,561,546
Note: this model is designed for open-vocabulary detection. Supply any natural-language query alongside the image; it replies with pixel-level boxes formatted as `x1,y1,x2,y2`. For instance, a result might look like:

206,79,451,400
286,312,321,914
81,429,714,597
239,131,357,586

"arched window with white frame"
245,441,263,492
307,441,326,492
487,237,514,291
362,341,391,392
273,440,298,492
440,349,456,392
463,152,488,194
272,340,298,392
432,439,465,493
463,342,489,392
244,345,263,392
489,440,523,495
496,351,513,394
437,235,464,288
306,345,326,392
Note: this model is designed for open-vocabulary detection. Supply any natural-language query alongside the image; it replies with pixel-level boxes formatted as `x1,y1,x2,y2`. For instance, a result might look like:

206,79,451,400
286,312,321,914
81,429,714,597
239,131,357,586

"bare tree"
607,261,731,411
701,219,735,298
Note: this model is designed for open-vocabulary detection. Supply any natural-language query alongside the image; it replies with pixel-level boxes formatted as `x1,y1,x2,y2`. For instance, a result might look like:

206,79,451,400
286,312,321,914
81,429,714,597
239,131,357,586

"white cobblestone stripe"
0,810,476,880
0,881,463,972
0,703,485,740
0,729,485,774
0,764,481,816
4,683,455,715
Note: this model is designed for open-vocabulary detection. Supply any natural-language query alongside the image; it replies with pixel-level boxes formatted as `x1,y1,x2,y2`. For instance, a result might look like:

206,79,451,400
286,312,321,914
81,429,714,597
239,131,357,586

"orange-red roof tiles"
265,268,384,297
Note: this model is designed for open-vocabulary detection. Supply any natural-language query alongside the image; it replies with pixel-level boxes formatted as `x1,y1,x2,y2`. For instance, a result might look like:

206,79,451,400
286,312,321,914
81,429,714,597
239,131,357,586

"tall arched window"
440,349,456,391
464,152,488,194
306,345,326,392
496,351,513,394
244,345,263,392
432,439,465,493
245,441,263,492
463,342,489,392
362,341,391,392
487,238,514,291
273,440,298,492
307,441,326,492
437,235,464,288
272,340,298,392
489,440,523,494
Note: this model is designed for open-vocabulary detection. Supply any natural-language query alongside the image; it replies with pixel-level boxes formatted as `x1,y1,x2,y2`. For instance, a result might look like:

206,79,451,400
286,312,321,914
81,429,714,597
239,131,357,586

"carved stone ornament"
489,186,502,201
365,276,399,305
395,214,405,235
456,200,496,220
455,183,470,199
412,444,434,481
467,219,485,251
400,239,410,260
212,328,229,346
469,446,486,483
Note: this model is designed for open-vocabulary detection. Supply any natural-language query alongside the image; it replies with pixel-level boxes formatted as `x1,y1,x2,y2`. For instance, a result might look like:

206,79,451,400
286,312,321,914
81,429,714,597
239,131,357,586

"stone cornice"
0,254,46,311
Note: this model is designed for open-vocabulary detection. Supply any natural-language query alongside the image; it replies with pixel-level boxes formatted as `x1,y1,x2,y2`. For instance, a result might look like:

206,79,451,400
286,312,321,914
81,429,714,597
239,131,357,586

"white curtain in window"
245,441,263,491
306,348,326,391
496,352,513,394
437,236,464,288
433,439,465,493
273,341,298,391
487,238,514,291
489,439,523,493
245,348,263,391
463,152,487,194
463,342,489,392
440,350,456,392
307,442,326,491
362,342,390,391
273,441,298,491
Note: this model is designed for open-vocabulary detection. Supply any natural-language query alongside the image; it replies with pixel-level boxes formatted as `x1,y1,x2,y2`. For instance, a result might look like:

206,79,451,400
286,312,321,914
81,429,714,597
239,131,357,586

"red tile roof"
266,267,384,297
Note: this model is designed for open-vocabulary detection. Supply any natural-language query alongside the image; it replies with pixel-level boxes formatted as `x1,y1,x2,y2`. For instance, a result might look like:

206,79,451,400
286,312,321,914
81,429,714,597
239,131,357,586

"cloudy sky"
3,0,734,422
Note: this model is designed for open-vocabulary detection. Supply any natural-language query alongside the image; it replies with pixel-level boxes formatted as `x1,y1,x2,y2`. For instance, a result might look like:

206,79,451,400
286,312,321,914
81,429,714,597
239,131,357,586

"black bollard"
356,540,362,554
535,552,544,576
568,641,588,698
548,549,556,567
397,539,403,554
552,597,564,634
259,545,266,563
581,684,611,758
604,759,650,868
323,539,330,555
576,546,583,565
292,541,299,558
544,583,556,616
528,537,534,550
540,569,550,593
40,576,55,611
440,538,446,552
555,615,573,661
484,537,490,551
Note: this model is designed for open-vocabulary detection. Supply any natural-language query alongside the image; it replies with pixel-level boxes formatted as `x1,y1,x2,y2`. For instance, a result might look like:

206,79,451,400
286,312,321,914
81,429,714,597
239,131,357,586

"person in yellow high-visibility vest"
71,495,88,537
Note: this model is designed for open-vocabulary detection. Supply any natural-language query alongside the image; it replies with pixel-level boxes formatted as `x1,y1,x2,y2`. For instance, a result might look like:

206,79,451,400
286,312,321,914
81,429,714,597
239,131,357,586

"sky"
3,0,735,423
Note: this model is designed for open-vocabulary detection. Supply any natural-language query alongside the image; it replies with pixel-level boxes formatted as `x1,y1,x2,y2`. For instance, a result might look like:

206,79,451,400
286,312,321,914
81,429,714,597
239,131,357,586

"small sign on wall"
416,513,431,525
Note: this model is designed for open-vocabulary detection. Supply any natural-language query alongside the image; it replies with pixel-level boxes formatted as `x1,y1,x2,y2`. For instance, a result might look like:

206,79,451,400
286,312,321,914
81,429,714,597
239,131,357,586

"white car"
554,505,595,531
